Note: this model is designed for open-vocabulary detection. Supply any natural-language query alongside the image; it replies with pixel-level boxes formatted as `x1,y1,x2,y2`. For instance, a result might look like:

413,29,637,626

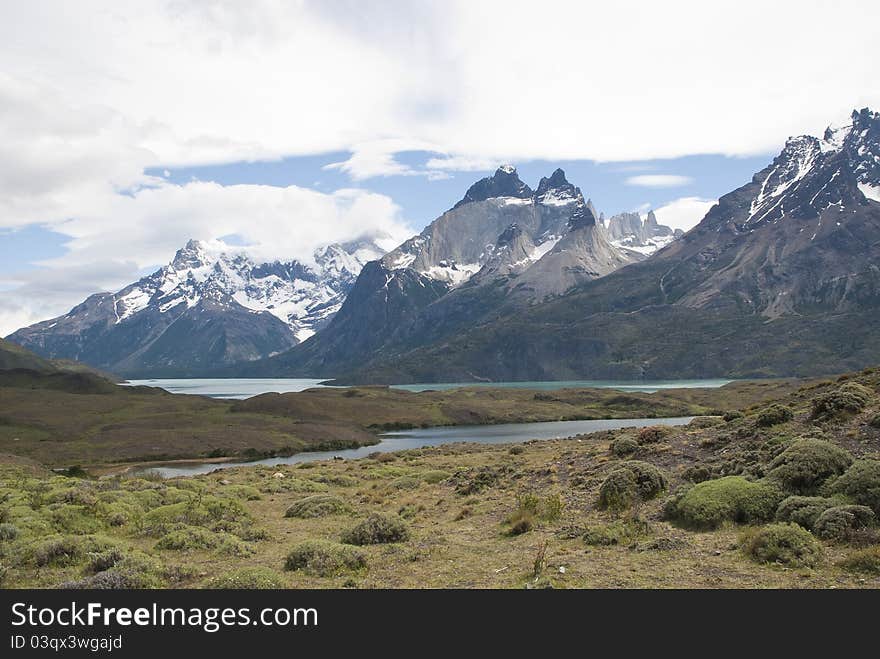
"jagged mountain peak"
453,165,533,209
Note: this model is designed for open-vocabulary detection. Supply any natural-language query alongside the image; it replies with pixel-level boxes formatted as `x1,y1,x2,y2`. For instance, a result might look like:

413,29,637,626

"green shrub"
766,439,853,494
756,405,794,427
742,523,823,567
838,546,880,574
155,526,250,555
206,567,285,589
610,437,639,457
812,505,876,541
60,555,164,589
285,540,367,576
0,523,17,542
775,496,837,529
637,425,671,444
390,476,421,490
420,470,451,484
508,446,525,455
341,514,409,545
583,517,650,546
830,460,880,514
598,469,638,512
284,495,351,519
869,414,880,429
86,548,124,573
666,476,783,529
598,461,667,512
723,410,744,422
811,382,874,419
31,535,116,567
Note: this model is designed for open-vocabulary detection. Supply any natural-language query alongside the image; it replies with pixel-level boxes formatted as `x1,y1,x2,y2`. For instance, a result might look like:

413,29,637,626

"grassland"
1,368,879,589
0,369,804,468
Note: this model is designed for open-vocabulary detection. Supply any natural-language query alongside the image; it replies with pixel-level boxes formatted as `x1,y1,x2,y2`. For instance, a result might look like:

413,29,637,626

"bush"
666,476,783,530
284,540,367,576
583,517,650,546
598,469,638,512
610,437,639,457
811,382,874,419
284,495,351,519
31,535,115,567
59,555,164,589
723,410,744,422
812,505,876,542
207,567,285,589
341,514,409,545
637,426,671,444
155,526,250,556
598,462,667,512
505,509,534,536
756,405,794,427
0,523,18,542
838,546,880,574
742,523,823,567
508,446,525,455
869,414,880,429
830,460,880,514
86,548,124,573
775,496,837,529
420,470,451,484
766,439,853,494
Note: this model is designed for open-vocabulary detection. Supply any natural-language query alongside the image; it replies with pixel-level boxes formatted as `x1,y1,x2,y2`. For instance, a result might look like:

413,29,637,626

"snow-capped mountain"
245,166,643,378
7,238,385,376
603,210,682,255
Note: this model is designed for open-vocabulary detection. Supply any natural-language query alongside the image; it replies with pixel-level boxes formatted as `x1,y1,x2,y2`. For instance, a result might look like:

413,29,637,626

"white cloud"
651,197,718,232
626,175,694,188
0,180,411,334
1,0,879,331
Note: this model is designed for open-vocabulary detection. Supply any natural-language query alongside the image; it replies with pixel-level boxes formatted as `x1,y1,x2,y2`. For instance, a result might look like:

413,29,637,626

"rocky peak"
567,203,598,230
453,165,533,209
535,168,582,207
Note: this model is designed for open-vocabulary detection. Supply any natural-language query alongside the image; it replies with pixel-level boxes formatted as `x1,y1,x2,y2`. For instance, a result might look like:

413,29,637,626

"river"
126,415,694,478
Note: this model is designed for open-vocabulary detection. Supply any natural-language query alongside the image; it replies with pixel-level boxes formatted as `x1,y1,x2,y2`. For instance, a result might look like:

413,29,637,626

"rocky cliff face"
604,210,682,254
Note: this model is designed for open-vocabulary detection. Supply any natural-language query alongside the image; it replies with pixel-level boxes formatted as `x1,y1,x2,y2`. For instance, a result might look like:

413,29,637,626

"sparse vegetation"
207,567,285,589
838,546,880,574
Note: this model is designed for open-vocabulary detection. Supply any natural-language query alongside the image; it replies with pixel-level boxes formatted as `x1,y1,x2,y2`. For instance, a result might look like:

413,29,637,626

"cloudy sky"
1,0,879,335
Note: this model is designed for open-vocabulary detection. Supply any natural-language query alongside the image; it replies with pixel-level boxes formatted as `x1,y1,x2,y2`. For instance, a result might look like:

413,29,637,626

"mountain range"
7,238,384,376
242,108,880,383
8,108,880,383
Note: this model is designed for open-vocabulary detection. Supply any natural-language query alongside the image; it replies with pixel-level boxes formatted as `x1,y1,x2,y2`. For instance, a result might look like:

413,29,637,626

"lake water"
124,377,733,399
126,415,694,478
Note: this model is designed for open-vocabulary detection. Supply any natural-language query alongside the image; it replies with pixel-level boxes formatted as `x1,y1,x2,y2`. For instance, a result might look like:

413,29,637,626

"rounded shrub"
838,546,880,574
756,405,793,427
284,540,366,576
610,437,639,457
207,567,285,589
0,523,18,542
637,425,672,445
666,476,783,529
598,461,667,512
811,382,874,419
284,495,350,519
341,513,409,545
742,523,823,567
766,439,853,494
812,505,876,542
775,496,837,529
830,460,880,514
